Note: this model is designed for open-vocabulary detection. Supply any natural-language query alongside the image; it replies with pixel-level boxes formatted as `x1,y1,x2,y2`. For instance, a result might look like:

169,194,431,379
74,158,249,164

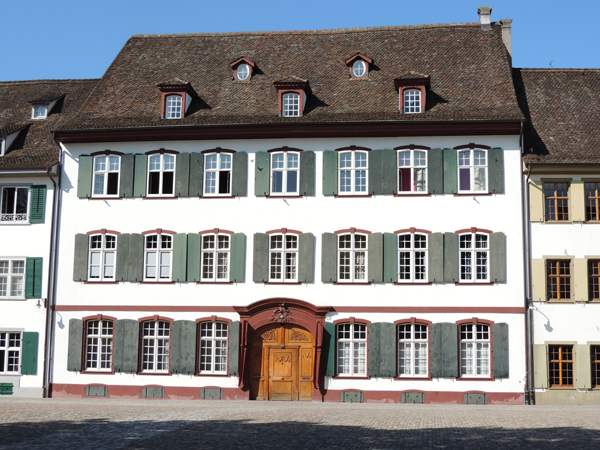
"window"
337,323,367,376
589,260,600,301
85,319,113,372
93,155,120,197
398,323,428,377
339,150,368,195
398,150,427,192
352,60,366,77
236,64,250,81
201,234,230,282
165,95,182,119
31,104,48,119
459,233,489,282
548,344,573,387
199,321,228,374
458,149,487,192
141,321,170,373
0,259,25,298
282,93,300,117
88,234,117,281
398,233,427,282
585,182,600,222
147,153,175,196
338,233,367,282
544,182,569,221
0,332,20,373
204,153,232,196
1,186,29,223
547,259,571,300
271,152,299,195
592,345,600,388
459,323,490,377
144,234,172,281
269,234,298,282
403,89,421,114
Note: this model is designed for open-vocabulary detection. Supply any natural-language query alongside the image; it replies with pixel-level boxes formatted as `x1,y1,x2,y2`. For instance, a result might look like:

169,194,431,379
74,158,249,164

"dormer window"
394,74,430,114
273,79,311,118
352,60,366,77
345,54,373,79
403,89,421,114
28,93,63,120
282,93,300,117
237,64,250,81
31,104,48,120
165,95,182,119
156,80,198,119
230,57,255,82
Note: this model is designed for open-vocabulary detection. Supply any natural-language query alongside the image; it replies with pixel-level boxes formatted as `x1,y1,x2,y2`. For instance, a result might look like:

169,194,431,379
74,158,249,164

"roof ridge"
0,78,100,85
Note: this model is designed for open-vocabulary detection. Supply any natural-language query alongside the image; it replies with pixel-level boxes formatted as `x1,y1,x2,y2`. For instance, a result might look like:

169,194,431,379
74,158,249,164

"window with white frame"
31,104,48,119
338,233,367,282
403,89,421,113
459,233,489,282
236,64,250,81
398,150,427,192
144,234,172,281
88,234,117,281
458,149,487,192
0,332,20,373
398,233,428,282
352,60,367,77
459,323,490,377
337,323,367,376
1,186,29,223
165,95,182,119
269,234,298,282
0,258,25,298
147,154,175,196
141,320,170,373
204,153,232,196
85,319,113,371
271,152,299,195
199,321,228,374
398,323,428,377
93,155,120,197
282,92,300,117
339,151,368,195
201,234,230,282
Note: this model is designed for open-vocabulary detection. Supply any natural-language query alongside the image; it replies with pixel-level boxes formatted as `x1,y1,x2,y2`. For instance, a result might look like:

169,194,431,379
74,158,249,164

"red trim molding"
394,228,432,235
201,147,236,154
334,228,371,235
145,148,179,155
454,143,491,150
335,145,371,152
142,228,176,236
86,229,121,236
90,150,125,156
394,145,431,151
455,227,493,234
196,316,232,324
333,317,371,325
198,228,234,235
266,228,302,235
394,317,432,326
456,317,495,326
267,146,303,153
138,315,174,323
82,314,118,322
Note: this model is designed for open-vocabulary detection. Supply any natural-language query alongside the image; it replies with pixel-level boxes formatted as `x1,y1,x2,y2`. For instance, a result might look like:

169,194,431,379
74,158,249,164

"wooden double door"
250,325,315,401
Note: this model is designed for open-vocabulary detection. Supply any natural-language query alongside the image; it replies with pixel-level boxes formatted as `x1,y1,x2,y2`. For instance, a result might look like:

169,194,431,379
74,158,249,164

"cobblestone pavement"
2,399,600,449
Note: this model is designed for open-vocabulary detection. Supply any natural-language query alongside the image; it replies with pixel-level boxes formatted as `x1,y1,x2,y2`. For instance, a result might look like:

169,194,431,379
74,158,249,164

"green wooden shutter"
383,232,398,283
492,322,509,379
299,150,315,196
368,323,381,377
576,344,591,389
429,323,443,378
379,322,396,377
299,233,314,283
20,332,38,375
73,234,89,282
77,155,93,198
228,321,240,375
115,234,130,282
322,151,338,196
172,233,188,282
441,323,458,377
25,257,42,299
321,232,338,283
230,233,246,283
533,344,548,389
443,233,458,283
488,147,505,194
133,154,148,197
443,149,457,194
175,153,190,197
252,233,269,283
368,232,383,283
428,148,443,194
67,319,83,372
189,153,204,197
490,232,507,283
232,151,248,197
113,319,139,373
381,149,397,195
254,151,270,196
368,150,382,195
119,154,135,198
29,185,46,223
428,233,444,283
324,322,336,377
170,320,196,375
186,233,201,282
128,234,144,282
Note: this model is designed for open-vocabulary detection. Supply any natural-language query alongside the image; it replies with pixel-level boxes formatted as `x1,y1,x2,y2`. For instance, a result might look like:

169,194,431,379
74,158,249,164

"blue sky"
1,0,598,82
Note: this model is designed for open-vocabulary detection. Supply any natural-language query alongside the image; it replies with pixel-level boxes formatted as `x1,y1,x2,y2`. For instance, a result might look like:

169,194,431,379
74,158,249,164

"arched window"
352,60,366,77
398,322,428,377
459,232,489,282
403,89,421,114
88,233,117,281
141,320,171,373
282,92,300,117
338,149,368,195
269,232,299,282
165,94,182,119
92,155,120,197
337,322,367,376
338,232,368,282
458,149,487,192
198,321,229,374
271,151,299,195
398,232,428,282
84,318,114,371
144,232,173,281
147,153,176,196
201,232,230,282
459,322,490,377
398,149,427,192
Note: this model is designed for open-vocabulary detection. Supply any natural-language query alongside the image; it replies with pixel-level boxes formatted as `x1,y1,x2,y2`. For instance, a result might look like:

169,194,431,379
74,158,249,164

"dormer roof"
28,92,65,104
345,53,373,65
230,57,255,68
273,77,312,95
156,79,198,97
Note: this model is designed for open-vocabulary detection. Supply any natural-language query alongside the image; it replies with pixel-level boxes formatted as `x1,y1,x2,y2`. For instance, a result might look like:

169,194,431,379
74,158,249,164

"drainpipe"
524,161,535,405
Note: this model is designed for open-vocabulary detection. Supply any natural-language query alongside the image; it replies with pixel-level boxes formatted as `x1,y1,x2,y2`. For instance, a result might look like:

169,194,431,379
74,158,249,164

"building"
516,68,600,404
48,8,527,403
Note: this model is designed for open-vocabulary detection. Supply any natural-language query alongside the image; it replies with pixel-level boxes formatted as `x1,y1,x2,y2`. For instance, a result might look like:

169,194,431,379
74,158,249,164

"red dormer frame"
273,80,312,117
345,54,373,79
156,81,198,119
230,57,256,82
394,76,430,114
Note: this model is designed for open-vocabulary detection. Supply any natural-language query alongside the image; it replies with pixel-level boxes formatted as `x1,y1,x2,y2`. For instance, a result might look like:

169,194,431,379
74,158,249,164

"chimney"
500,19,513,59
478,6,492,30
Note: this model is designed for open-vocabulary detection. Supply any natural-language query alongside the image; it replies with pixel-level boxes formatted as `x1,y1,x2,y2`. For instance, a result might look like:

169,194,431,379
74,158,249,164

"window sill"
200,195,236,200
542,220,572,224
334,194,372,198
546,299,575,303
394,376,432,381
453,193,492,197
265,282,302,285
82,371,115,375
140,281,175,284
142,196,178,200
84,281,120,285
197,281,233,285
394,193,431,197
394,282,432,286
195,373,231,377
0,297,26,301
88,197,123,200
333,376,370,380
334,282,371,286
266,195,303,199
136,372,172,376
548,386,575,390
457,377,495,381
454,282,494,286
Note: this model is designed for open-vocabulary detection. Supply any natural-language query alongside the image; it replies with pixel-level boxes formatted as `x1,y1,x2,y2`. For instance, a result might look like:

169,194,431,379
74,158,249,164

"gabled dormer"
156,79,198,119
0,124,28,157
394,72,430,114
28,92,64,120
345,54,373,79
230,57,256,82
273,77,311,117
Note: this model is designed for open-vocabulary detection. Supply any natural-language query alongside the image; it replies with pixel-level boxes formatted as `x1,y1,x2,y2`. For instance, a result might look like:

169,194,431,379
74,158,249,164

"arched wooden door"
249,324,315,401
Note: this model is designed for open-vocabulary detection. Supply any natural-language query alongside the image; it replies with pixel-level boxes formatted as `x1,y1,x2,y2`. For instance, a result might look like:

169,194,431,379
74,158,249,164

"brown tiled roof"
0,79,98,169
514,68,600,164
59,23,522,132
